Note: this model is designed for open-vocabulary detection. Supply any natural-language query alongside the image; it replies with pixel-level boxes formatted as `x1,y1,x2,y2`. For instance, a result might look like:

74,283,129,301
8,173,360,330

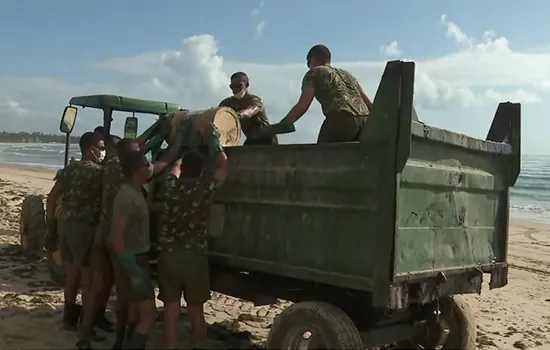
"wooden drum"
167,107,241,147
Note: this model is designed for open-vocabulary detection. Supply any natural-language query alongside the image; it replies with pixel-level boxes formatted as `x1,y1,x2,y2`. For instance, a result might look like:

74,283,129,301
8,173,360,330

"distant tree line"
0,131,79,144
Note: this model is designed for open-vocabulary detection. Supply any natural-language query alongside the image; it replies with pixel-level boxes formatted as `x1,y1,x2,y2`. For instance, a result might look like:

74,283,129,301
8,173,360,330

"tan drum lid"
168,107,241,147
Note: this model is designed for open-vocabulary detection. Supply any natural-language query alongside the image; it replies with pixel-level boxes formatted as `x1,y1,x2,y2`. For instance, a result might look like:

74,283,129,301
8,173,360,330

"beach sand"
1,166,550,349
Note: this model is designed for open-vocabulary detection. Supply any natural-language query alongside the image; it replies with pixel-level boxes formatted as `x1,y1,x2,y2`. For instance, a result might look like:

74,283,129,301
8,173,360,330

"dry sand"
1,165,550,349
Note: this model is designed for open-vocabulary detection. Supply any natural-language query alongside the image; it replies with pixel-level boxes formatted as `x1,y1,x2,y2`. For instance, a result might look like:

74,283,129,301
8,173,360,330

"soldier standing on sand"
156,131,228,349
46,132,105,349
103,138,180,349
279,44,374,143
87,136,138,348
219,72,278,145
109,151,158,350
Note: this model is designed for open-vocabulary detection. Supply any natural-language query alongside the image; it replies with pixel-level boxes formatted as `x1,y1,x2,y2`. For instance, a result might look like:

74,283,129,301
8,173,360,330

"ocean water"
0,143,547,223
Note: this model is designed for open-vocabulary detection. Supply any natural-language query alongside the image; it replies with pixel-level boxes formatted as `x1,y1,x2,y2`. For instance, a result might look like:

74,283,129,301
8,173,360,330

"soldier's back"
304,65,369,117
59,160,103,224
101,155,125,219
159,176,219,252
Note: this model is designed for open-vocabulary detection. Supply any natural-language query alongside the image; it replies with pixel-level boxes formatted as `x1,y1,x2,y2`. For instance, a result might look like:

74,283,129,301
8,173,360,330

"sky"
0,0,549,154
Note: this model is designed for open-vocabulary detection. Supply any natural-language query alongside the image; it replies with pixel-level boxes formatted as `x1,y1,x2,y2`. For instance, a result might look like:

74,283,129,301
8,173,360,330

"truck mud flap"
389,268,484,310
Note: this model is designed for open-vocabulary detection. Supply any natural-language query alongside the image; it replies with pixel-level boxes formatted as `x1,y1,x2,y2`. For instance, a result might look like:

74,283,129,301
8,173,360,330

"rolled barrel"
167,107,242,147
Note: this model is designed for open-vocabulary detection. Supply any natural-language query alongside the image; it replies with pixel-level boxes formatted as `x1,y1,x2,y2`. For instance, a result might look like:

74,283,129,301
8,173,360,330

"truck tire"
414,295,476,350
19,195,46,258
47,250,66,285
266,301,363,350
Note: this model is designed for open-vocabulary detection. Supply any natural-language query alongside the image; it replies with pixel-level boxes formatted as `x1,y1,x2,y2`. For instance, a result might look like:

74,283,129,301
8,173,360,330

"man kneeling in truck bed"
155,136,228,348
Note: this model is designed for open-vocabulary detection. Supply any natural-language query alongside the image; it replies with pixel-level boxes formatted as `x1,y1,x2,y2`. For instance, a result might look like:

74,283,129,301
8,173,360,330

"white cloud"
251,1,266,38
255,21,266,39
1,15,550,152
380,41,401,58
251,0,264,17
484,88,541,104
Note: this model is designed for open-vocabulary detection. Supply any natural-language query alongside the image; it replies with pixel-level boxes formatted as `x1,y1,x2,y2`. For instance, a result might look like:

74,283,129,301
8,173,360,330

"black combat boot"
123,332,148,350
94,307,115,333
62,303,81,331
110,327,127,350
76,326,93,349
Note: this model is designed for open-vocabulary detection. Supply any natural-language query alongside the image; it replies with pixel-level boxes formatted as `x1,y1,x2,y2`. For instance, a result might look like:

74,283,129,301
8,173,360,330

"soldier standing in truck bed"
219,72,278,145
279,44,374,143
46,132,105,349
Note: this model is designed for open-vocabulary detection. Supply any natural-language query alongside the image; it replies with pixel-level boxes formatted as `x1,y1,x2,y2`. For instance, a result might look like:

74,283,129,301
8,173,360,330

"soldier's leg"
181,252,211,349
157,251,185,349
90,245,115,333
59,221,81,331
67,224,97,349
110,250,133,349
316,116,361,144
124,254,156,350
90,221,115,334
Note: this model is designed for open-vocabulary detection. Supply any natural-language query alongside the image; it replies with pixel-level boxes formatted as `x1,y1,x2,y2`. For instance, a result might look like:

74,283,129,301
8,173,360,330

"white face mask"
233,88,247,99
98,150,106,162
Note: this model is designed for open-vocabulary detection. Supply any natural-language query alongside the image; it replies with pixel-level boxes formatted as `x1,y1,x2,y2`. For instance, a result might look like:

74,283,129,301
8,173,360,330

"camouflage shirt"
301,65,370,118
100,153,125,220
157,175,220,253
58,160,103,225
219,94,273,138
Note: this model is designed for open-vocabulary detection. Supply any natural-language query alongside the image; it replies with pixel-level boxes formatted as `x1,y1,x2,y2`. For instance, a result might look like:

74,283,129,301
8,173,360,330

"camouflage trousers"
317,113,369,144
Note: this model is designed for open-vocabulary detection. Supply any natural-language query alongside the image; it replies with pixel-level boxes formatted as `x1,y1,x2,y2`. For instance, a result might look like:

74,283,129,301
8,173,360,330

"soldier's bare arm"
168,160,182,179
280,71,316,124
152,145,182,175
213,151,228,184
359,86,373,111
237,96,264,119
46,180,62,218
110,193,130,254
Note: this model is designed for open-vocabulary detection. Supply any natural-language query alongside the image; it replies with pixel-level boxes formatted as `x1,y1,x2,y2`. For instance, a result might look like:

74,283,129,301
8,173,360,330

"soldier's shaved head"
229,72,250,96
307,44,332,66
230,72,248,82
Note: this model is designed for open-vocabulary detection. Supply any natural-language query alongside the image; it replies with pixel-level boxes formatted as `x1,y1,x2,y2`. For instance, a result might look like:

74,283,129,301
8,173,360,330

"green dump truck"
29,60,519,349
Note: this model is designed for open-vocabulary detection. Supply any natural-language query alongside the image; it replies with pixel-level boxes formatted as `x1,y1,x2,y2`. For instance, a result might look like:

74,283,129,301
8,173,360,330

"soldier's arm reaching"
213,151,228,184
358,84,373,111
236,96,264,120
280,70,316,124
151,144,182,175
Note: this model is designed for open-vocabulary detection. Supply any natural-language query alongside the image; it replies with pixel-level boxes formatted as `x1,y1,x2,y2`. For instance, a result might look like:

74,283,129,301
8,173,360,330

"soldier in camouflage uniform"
279,44,374,143
46,132,105,349
219,72,278,145
156,133,228,349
